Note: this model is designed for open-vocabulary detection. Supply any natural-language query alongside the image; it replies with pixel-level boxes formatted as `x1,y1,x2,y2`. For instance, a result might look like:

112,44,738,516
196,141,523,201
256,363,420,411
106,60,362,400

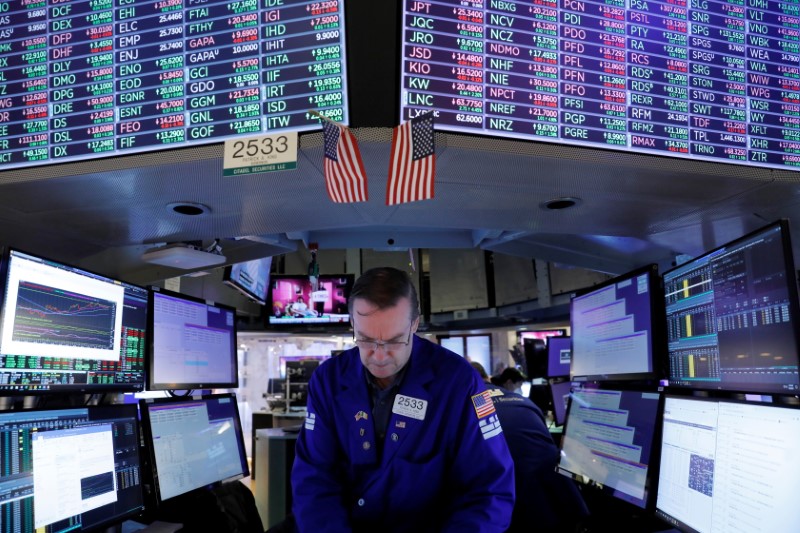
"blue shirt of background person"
474,362,589,532
291,267,515,532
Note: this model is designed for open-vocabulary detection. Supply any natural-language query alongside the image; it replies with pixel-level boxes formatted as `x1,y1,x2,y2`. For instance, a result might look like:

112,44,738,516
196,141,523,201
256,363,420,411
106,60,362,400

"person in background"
491,367,526,395
292,267,515,532
472,361,589,533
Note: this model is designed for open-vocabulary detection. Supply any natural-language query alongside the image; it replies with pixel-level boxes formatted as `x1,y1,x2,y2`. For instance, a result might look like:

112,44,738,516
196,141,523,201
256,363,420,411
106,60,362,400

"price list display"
400,0,800,170
0,0,349,169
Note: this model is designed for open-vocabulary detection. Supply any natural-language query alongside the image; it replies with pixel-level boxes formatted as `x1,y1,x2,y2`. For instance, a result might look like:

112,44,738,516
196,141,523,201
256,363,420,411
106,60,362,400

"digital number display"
0,0,349,169
400,0,800,170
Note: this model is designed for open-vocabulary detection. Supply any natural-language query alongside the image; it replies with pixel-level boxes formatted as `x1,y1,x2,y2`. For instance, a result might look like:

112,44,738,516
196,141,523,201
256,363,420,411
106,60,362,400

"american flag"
386,111,436,205
471,390,497,419
322,121,368,203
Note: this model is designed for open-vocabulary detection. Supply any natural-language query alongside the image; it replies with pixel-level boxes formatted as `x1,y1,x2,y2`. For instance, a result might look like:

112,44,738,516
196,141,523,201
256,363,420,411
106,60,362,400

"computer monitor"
655,396,800,533
138,393,249,504
267,274,354,329
222,256,273,306
0,404,144,532
663,219,800,394
570,264,665,381
0,248,148,394
278,355,329,380
147,288,238,391
550,380,573,427
557,387,663,509
547,336,572,378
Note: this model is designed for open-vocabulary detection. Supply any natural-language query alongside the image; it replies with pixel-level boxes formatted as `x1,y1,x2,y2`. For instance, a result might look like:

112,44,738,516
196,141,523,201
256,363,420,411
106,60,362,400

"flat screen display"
139,393,249,503
570,264,664,381
0,0,350,170
147,288,238,390
0,249,147,394
399,0,800,171
547,335,572,378
0,404,144,532
223,256,272,305
267,274,353,328
557,387,662,509
656,396,800,533
662,220,800,394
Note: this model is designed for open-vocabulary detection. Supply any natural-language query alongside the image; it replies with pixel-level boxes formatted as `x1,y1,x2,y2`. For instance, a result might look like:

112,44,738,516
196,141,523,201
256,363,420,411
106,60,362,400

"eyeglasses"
354,329,412,353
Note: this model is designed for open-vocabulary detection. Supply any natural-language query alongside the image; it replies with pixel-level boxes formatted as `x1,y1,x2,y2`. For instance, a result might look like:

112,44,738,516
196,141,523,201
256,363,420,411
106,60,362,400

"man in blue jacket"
291,267,515,532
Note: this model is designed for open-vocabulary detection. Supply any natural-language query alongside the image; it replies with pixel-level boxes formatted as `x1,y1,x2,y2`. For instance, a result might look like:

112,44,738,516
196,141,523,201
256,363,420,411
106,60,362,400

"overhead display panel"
0,0,349,169
399,0,800,170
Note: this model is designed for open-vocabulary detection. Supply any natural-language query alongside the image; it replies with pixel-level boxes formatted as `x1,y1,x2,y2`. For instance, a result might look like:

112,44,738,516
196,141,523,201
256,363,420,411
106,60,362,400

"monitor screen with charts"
557,387,662,509
139,393,249,504
662,219,800,394
656,396,800,533
0,404,144,532
0,248,148,394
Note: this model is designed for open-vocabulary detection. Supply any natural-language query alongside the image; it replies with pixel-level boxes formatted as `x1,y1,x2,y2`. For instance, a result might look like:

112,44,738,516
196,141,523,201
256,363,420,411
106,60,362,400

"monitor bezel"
661,219,800,395
557,385,664,511
222,256,273,306
266,273,355,332
0,247,148,395
569,263,666,382
138,392,250,506
146,287,239,391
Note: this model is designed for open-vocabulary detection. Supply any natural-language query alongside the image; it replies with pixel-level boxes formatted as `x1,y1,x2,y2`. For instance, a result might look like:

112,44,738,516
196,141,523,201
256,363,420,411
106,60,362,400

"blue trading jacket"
291,336,515,533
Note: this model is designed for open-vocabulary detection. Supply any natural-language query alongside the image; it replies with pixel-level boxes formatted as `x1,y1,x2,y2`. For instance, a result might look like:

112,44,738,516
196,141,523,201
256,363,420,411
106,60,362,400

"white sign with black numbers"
392,394,428,421
222,132,298,176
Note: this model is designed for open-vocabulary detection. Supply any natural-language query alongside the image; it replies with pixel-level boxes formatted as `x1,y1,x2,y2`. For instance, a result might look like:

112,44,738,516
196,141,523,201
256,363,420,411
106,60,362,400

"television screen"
663,220,800,394
656,396,800,533
147,288,238,390
279,355,328,380
0,248,147,394
0,0,350,170
268,274,354,328
557,387,662,509
139,393,249,503
399,0,800,172
570,264,664,381
223,256,273,305
547,336,572,378
518,329,566,343
0,404,144,532
550,379,572,426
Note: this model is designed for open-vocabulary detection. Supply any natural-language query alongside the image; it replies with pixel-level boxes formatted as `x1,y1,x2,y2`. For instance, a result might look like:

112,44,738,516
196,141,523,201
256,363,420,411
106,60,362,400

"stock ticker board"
400,0,800,170
0,0,348,169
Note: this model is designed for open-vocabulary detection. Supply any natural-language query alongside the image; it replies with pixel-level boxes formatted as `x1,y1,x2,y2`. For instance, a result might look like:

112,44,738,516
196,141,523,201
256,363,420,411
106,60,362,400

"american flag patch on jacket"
471,390,496,419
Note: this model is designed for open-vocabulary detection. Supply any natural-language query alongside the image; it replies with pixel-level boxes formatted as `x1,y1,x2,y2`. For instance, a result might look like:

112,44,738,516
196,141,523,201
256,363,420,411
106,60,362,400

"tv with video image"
0,248,148,395
557,387,663,510
138,393,249,504
0,403,144,532
267,274,354,329
147,287,238,391
662,219,800,394
655,396,800,533
547,336,572,378
570,264,665,382
222,256,273,306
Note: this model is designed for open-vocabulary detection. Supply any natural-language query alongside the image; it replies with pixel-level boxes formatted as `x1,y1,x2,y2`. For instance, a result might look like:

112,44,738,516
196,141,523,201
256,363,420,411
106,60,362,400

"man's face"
352,296,419,384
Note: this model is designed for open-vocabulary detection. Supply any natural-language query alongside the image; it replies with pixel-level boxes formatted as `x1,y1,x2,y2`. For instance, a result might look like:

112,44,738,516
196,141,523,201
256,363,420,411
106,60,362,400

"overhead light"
541,197,581,210
141,243,226,269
